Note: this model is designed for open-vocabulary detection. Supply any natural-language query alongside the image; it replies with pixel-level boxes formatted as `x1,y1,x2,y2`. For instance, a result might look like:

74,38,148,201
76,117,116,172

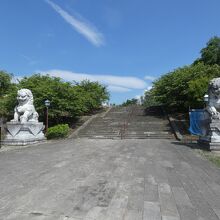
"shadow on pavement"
170,140,211,151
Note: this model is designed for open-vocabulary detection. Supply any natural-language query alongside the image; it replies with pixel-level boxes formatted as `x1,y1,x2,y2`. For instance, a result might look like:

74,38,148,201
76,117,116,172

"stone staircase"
77,105,174,139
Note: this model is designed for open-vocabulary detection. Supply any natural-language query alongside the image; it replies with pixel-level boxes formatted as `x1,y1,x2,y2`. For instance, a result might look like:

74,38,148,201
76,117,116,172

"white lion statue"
11,89,39,123
206,78,220,119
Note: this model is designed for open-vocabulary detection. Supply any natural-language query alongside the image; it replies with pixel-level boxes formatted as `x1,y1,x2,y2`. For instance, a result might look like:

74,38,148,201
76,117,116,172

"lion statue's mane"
206,78,220,119
11,89,39,123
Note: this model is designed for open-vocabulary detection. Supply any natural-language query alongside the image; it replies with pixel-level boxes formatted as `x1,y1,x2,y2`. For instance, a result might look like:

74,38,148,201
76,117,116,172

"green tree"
194,36,220,65
144,36,220,112
75,80,110,113
18,74,83,124
0,71,13,97
188,76,211,108
151,63,220,111
143,90,160,107
0,71,17,118
17,74,109,125
122,98,138,106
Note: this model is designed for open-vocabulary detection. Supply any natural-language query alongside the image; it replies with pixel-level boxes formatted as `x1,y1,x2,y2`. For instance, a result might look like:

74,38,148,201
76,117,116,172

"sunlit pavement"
0,138,220,220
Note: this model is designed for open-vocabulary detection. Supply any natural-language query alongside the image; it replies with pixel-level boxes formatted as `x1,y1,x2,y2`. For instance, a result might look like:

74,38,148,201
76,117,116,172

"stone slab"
143,201,161,220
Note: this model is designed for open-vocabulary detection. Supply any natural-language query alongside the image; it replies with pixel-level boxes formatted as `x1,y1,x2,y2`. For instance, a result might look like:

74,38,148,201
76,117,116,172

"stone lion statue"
11,89,39,123
206,78,220,119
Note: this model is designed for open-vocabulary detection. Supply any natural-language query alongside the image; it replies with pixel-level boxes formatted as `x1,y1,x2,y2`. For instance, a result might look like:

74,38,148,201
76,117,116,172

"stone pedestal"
2,122,46,146
198,119,220,151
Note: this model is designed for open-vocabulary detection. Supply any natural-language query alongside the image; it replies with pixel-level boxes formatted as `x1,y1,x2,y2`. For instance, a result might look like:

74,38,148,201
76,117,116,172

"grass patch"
205,154,220,167
196,149,220,168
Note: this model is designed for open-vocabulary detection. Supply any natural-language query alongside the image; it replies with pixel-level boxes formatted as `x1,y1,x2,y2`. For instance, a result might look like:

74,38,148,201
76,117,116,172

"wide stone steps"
77,105,174,139
123,136,173,139
78,135,121,139
78,133,173,139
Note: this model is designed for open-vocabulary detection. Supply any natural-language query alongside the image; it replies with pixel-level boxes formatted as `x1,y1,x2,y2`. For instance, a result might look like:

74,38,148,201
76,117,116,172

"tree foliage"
74,80,109,113
195,36,220,65
143,90,160,107
0,73,109,125
143,36,220,112
146,63,220,111
0,70,13,97
0,71,17,117
121,98,138,106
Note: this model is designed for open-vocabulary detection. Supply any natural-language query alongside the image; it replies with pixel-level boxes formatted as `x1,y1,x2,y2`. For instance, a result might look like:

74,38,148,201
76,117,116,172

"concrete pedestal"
2,122,46,146
198,119,220,151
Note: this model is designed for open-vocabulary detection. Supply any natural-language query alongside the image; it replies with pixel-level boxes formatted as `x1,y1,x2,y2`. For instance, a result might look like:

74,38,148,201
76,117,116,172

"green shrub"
46,124,69,139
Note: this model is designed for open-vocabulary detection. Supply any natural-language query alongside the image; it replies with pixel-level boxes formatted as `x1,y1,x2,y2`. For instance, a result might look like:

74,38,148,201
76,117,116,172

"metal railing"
119,105,136,139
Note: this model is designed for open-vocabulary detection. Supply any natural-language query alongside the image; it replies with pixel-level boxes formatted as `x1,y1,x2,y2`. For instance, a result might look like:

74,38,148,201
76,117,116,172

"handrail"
120,105,136,139
119,122,126,139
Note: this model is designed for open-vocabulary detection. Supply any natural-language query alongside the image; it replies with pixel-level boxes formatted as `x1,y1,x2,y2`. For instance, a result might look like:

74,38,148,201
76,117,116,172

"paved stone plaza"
0,138,220,220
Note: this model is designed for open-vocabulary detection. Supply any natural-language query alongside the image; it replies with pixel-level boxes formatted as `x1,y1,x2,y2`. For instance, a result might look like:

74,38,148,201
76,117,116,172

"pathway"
0,138,220,219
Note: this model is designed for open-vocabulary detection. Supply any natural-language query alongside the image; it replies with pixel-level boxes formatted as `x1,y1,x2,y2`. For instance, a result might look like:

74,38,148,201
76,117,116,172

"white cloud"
135,95,141,100
108,85,131,92
45,0,104,46
145,86,152,91
144,75,156,81
39,69,147,92
143,86,153,96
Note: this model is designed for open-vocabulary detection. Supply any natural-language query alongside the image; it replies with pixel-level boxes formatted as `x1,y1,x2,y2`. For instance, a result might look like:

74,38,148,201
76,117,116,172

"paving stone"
173,149,220,220
162,216,180,220
172,187,193,207
167,169,182,187
144,183,159,202
214,209,220,219
175,206,200,220
143,201,161,220
127,178,144,211
146,175,157,185
83,207,106,220
123,210,142,220
158,183,180,218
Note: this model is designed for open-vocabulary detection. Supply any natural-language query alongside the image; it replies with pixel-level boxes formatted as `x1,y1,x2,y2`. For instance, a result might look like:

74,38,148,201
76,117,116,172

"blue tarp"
189,109,207,136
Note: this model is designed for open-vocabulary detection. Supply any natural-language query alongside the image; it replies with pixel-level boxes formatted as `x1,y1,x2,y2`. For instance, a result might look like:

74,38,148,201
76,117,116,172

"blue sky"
1,0,220,104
